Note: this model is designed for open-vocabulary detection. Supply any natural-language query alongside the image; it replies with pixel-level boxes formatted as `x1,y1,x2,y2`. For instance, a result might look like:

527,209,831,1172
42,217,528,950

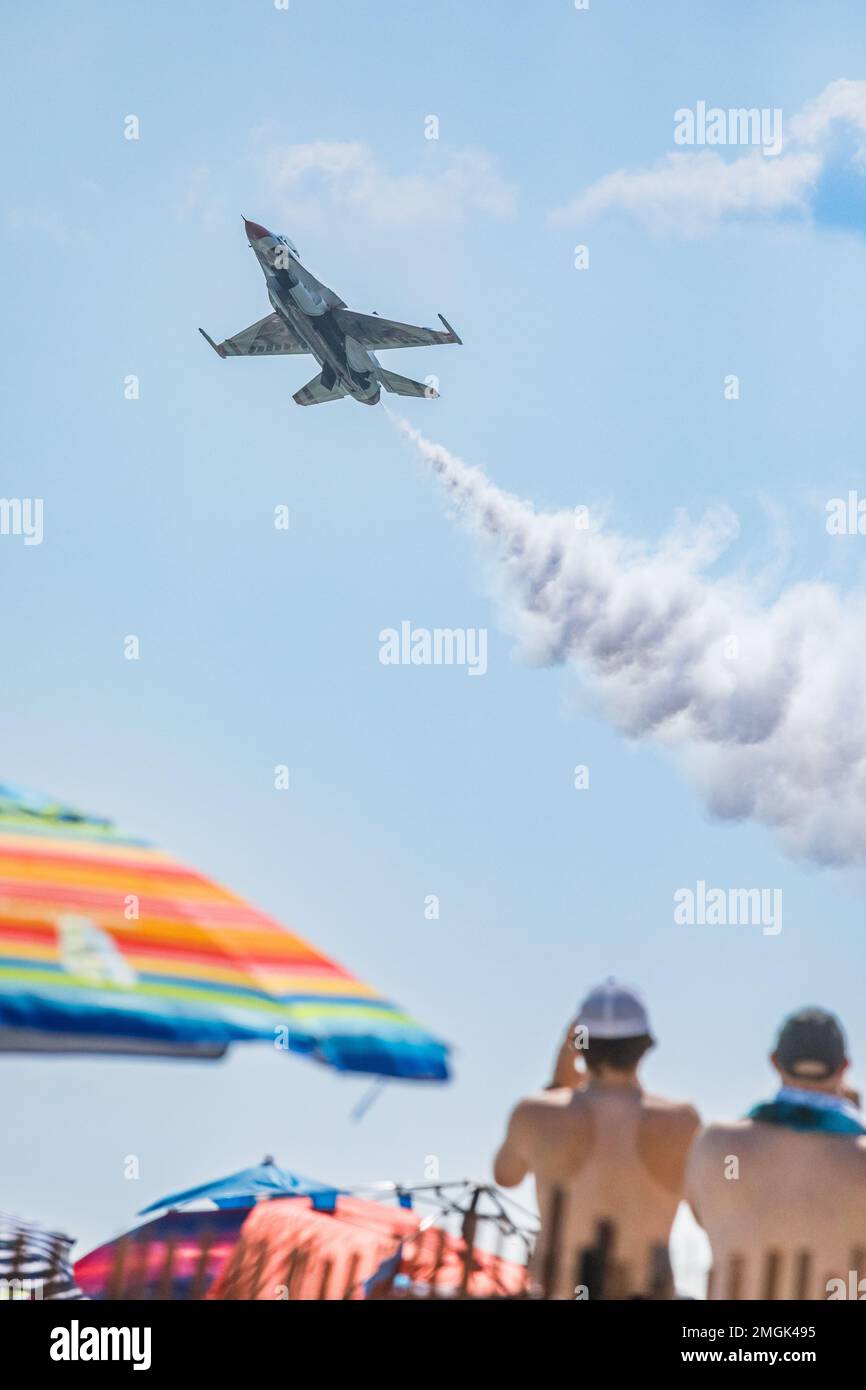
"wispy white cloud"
790,78,866,150
263,139,516,228
551,149,820,235
550,78,866,235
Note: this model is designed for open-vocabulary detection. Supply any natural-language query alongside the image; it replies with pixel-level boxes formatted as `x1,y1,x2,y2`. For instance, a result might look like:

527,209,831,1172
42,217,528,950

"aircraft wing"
199,313,308,358
333,309,461,350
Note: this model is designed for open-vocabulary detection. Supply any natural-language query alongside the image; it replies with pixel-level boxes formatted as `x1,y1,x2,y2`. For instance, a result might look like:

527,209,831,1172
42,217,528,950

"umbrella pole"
349,1077,387,1123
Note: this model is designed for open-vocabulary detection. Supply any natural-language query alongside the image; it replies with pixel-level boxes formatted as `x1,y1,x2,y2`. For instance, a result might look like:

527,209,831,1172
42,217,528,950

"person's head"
575,979,655,1080
771,1007,849,1093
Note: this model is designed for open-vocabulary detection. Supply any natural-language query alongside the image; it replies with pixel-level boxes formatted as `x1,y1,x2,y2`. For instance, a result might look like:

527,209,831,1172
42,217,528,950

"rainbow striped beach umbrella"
0,785,449,1081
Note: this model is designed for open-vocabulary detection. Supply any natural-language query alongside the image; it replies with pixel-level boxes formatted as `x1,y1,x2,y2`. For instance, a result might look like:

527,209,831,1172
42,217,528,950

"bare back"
687,1121,866,1299
509,1085,699,1297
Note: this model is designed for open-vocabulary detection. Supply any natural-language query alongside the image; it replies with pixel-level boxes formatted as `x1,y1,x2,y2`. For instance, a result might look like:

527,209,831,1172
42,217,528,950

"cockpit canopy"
275,234,299,258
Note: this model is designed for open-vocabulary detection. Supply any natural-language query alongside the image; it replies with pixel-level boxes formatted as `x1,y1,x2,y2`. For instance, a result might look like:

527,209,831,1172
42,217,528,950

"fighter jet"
199,218,462,407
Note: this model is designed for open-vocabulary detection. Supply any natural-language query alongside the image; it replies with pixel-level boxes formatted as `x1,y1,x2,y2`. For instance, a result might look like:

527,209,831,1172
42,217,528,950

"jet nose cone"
243,218,271,243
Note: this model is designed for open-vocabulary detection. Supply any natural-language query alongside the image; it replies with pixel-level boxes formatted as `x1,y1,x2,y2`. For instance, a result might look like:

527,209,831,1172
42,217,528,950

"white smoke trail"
394,416,866,867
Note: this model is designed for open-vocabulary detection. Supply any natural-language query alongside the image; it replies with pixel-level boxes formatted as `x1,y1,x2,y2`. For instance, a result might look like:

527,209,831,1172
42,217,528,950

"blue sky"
3,0,866,1255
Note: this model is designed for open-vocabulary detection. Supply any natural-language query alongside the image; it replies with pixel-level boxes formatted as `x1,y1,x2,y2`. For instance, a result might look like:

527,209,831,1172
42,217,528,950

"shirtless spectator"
493,979,700,1297
686,1007,866,1300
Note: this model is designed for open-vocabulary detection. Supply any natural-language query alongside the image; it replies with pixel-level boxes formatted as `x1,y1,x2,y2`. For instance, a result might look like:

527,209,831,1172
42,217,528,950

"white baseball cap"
577,978,653,1040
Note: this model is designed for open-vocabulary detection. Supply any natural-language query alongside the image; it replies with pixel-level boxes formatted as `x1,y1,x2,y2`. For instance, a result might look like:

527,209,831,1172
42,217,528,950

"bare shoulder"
694,1119,752,1140
641,1093,702,1130
517,1087,584,1115
510,1088,592,1140
635,1094,702,1193
689,1120,752,1161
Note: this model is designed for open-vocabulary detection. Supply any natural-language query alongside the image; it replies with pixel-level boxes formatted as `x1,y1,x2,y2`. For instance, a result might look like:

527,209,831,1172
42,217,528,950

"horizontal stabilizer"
293,371,348,406
376,368,437,399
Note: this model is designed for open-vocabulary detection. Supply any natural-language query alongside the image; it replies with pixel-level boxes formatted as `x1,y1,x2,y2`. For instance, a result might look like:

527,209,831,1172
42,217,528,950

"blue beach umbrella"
140,1157,343,1215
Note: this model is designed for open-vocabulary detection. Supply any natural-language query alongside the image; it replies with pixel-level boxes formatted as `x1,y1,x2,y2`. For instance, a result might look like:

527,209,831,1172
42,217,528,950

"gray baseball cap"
577,978,654,1041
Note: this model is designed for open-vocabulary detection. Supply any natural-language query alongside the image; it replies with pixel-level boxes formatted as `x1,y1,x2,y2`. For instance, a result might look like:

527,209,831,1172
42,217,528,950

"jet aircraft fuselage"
200,219,461,407
254,220,381,405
